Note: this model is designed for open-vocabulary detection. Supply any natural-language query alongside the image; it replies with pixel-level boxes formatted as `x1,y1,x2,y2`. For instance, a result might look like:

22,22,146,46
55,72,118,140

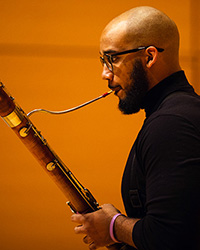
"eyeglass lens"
100,54,113,71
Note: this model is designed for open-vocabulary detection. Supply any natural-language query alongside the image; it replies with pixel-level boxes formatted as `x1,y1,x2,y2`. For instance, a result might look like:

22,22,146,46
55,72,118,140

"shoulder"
138,114,189,152
137,93,200,165
143,91,200,137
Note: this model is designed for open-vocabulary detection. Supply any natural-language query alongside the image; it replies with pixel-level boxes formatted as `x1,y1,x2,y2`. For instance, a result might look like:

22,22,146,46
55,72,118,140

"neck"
147,64,182,90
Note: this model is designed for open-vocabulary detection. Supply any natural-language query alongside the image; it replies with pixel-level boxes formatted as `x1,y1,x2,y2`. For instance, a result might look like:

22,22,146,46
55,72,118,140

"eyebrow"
100,49,117,55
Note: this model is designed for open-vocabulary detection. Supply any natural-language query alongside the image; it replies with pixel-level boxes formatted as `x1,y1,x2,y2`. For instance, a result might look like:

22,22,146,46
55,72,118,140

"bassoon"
0,83,123,250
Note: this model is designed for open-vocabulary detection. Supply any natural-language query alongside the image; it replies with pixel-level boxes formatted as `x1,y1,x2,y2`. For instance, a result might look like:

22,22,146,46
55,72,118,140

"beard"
118,58,149,114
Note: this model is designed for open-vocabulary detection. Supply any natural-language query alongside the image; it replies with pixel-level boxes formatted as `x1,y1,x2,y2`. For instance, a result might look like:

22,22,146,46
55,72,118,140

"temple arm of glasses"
111,46,164,56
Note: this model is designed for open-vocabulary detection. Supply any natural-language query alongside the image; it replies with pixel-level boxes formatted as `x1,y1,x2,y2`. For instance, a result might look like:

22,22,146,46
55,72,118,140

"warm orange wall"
0,1,199,250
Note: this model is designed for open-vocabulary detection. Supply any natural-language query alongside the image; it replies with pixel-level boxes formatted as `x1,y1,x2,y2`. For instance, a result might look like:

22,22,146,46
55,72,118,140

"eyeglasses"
100,46,164,72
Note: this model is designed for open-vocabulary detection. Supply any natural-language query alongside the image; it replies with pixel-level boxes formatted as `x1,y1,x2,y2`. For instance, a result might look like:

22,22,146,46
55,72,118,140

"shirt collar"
141,70,194,118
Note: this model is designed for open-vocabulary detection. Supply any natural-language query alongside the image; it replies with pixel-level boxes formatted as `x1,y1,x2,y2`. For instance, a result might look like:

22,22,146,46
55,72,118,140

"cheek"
113,63,133,88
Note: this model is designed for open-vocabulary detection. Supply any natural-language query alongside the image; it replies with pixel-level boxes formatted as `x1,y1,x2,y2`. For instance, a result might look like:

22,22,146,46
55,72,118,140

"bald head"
101,6,181,75
103,7,179,47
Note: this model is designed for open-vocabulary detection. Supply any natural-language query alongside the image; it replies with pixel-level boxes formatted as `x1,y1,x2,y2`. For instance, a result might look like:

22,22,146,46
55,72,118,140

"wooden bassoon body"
0,83,123,250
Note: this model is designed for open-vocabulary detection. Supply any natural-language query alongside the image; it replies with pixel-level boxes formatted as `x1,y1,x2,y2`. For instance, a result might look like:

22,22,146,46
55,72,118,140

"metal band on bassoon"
2,106,24,128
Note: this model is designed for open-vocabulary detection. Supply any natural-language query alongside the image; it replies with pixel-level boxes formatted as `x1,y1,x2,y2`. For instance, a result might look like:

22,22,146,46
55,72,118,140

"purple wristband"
109,213,121,243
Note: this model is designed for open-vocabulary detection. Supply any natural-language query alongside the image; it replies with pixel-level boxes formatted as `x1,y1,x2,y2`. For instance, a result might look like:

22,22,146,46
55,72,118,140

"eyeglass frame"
100,46,164,72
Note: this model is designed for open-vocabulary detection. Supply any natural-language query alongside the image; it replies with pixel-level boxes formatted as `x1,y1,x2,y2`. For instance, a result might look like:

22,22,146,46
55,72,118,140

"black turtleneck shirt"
121,71,200,250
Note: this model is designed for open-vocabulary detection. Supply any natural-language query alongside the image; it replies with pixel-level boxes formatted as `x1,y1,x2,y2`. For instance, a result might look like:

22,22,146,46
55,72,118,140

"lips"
109,85,122,95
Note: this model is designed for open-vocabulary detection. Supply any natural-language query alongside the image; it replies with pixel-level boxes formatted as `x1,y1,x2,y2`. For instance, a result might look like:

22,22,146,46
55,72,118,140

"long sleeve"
133,113,200,250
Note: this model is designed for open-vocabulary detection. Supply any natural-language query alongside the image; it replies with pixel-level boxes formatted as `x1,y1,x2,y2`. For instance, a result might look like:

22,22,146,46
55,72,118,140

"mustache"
108,82,120,90
108,81,112,89
108,85,113,89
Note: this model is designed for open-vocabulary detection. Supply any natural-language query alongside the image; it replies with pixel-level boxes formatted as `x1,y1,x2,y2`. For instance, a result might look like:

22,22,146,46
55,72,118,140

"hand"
71,204,120,249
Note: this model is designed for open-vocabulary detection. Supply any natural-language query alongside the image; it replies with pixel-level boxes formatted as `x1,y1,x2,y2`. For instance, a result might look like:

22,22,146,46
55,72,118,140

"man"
71,6,200,250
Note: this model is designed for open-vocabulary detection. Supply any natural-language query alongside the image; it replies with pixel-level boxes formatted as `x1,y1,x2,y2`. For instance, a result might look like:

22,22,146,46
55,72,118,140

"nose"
101,64,113,81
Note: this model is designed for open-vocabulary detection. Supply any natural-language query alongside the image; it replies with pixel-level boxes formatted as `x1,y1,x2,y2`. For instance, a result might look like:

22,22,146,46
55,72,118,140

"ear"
145,46,158,68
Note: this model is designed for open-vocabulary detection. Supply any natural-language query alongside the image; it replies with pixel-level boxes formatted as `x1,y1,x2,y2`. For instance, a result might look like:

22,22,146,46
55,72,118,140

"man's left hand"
71,203,120,249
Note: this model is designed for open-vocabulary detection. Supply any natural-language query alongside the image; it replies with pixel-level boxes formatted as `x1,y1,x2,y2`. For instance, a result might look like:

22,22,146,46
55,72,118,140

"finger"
83,235,93,244
89,242,97,250
74,224,86,234
71,214,85,224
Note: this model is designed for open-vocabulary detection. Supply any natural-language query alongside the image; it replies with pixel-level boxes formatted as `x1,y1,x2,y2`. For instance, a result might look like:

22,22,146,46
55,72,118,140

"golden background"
0,1,199,250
